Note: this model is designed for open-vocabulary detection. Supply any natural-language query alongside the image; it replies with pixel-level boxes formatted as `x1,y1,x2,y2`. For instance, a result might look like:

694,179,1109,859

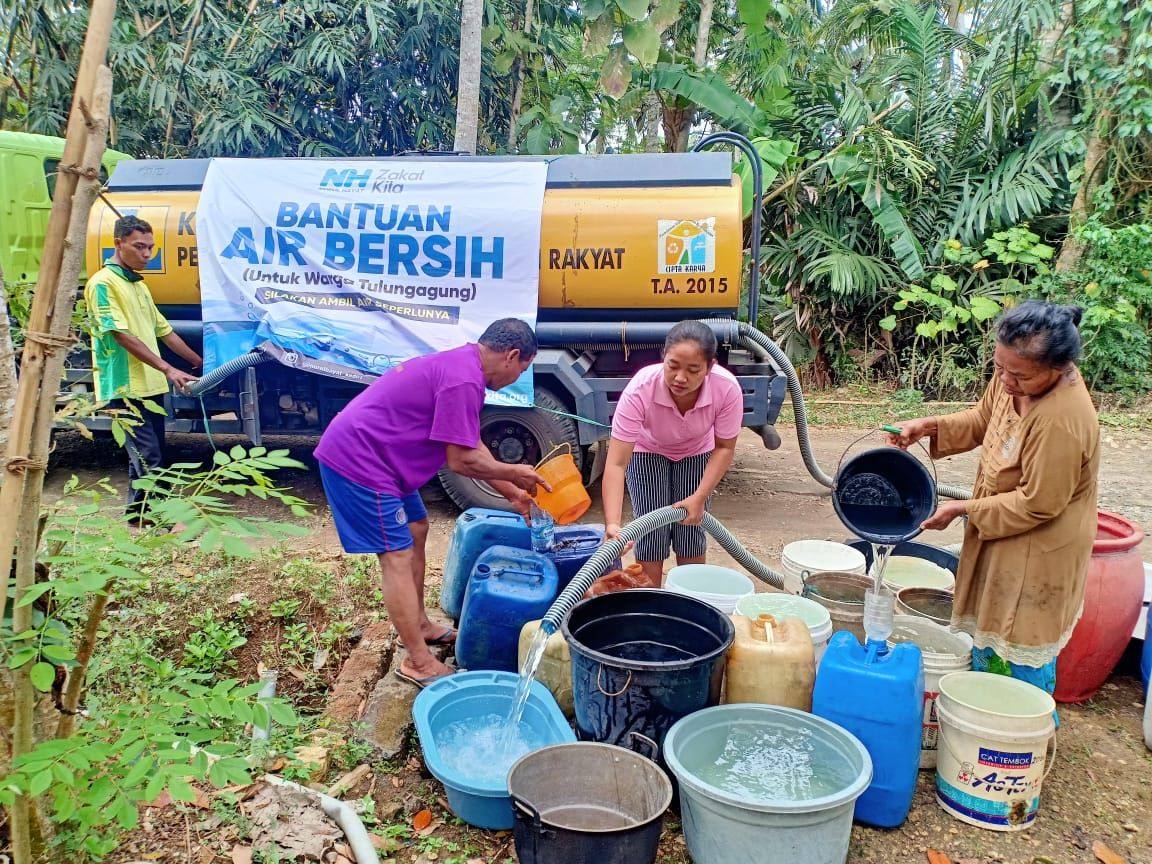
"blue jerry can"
813,630,924,828
547,523,606,592
441,509,531,621
456,546,560,673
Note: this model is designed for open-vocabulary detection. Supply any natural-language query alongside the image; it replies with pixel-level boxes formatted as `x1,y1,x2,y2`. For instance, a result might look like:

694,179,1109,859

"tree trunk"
662,103,694,153
694,0,715,67
641,91,662,152
453,0,484,154
0,269,16,465
505,0,535,152
1055,110,1111,272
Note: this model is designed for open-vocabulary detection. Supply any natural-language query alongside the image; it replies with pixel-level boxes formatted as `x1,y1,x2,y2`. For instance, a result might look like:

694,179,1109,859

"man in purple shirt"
314,319,547,687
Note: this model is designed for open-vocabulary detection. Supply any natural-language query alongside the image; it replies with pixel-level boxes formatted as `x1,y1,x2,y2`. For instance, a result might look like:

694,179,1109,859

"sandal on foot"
398,626,458,650
394,665,456,690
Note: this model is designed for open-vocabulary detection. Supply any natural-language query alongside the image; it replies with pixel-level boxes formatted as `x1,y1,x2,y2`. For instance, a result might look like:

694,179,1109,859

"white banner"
196,158,548,405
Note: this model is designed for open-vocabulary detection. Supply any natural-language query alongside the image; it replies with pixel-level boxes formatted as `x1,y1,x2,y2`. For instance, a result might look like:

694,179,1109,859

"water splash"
869,542,894,592
500,620,555,754
436,713,546,786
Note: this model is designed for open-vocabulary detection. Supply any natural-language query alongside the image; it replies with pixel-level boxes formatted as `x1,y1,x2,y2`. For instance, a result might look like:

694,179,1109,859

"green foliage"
1056,0,1152,213
0,664,295,858
878,226,1055,395
1036,219,1152,393
1,446,309,857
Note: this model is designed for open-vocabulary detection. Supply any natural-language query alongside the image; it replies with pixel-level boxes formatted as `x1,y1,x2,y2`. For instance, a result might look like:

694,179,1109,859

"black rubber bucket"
561,589,734,750
508,737,672,864
832,447,936,545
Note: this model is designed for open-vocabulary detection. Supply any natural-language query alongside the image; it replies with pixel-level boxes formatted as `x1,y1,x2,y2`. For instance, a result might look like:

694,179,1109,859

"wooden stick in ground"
5,53,116,864
0,0,117,631
46,68,117,744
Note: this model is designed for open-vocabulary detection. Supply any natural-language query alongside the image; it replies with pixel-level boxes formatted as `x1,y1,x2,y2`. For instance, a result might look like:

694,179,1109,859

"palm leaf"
829,151,926,280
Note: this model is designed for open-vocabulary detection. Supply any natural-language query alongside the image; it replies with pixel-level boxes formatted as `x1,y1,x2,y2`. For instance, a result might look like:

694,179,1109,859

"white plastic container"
781,541,867,594
664,704,872,864
736,593,834,666
935,671,1055,832
1144,690,1151,752
666,564,754,614
888,616,972,769
882,556,957,593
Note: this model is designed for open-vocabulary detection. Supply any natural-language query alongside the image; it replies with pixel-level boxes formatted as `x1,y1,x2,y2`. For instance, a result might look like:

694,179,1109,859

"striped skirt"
624,451,711,562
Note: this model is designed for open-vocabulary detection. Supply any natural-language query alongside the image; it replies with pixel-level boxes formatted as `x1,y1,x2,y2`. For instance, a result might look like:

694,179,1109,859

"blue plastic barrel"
812,631,923,828
456,546,559,672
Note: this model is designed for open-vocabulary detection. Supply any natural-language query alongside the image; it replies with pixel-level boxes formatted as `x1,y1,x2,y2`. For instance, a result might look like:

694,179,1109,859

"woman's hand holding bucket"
883,418,938,450
920,498,969,531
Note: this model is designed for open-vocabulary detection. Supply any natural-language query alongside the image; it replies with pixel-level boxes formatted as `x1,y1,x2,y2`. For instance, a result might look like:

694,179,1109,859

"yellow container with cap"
725,614,816,711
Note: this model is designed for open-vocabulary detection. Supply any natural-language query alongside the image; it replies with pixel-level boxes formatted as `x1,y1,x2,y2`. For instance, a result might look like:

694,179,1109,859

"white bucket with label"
934,671,1056,832
887,617,972,769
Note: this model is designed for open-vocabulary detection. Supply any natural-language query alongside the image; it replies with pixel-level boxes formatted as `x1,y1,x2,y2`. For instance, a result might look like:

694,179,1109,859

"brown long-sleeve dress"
931,372,1100,666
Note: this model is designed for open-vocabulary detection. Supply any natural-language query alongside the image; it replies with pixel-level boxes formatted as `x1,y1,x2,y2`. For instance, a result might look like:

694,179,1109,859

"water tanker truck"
5,131,801,510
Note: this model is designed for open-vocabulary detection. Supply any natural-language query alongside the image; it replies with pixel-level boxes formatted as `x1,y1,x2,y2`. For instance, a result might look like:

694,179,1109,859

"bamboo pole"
0,0,116,631
8,62,114,864
2,0,117,856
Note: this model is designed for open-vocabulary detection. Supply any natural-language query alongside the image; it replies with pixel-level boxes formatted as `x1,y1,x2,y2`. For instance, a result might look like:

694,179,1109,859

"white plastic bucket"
664,704,872,864
882,556,957,593
781,541,866,594
736,593,834,666
666,565,754,614
934,671,1056,832
888,617,972,769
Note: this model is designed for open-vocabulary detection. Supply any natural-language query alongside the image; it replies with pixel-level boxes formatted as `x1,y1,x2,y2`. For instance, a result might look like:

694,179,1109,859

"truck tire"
438,387,581,513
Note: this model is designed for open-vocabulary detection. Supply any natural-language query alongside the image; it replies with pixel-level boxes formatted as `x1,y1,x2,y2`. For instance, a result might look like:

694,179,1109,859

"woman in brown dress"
888,301,1100,693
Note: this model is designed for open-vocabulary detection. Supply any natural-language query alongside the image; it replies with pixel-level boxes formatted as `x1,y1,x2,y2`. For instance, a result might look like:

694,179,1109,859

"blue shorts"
319,463,428,553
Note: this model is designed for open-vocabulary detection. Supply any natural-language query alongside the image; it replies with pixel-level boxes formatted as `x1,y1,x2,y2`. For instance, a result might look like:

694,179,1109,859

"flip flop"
397,626,458,650
425,626,457,646
394,665,456,690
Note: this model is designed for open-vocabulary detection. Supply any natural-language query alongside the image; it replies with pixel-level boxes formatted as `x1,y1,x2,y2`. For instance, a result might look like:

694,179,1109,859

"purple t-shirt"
314,343,485,495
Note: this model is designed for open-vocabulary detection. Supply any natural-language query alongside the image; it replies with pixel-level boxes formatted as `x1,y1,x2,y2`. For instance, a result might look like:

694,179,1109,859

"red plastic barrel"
1054,511,1146,703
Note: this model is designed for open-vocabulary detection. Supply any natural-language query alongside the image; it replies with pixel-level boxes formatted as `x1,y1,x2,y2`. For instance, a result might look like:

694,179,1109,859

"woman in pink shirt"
602,320,744,587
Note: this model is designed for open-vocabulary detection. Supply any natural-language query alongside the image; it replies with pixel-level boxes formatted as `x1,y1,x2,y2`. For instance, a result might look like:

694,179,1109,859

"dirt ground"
44,421,1152,864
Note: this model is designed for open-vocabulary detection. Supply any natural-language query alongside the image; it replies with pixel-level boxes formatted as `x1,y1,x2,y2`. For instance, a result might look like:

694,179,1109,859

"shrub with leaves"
1037,218,1152,394
1,445,309,858
878,225,1055,396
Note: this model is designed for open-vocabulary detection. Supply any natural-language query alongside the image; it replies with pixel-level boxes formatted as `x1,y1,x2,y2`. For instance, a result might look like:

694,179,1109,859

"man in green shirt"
85,215,202,519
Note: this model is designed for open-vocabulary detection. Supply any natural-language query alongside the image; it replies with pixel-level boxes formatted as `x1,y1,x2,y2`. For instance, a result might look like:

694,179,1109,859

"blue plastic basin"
413,670,576,829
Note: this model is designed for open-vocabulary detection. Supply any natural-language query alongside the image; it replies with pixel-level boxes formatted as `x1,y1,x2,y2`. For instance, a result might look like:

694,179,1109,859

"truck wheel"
438,388,581,513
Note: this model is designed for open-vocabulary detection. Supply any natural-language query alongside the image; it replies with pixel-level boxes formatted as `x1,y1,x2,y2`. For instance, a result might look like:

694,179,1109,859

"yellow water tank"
725,614,816,711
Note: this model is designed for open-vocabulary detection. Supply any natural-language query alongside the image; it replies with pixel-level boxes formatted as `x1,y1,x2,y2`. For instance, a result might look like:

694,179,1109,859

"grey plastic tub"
664,704,872,864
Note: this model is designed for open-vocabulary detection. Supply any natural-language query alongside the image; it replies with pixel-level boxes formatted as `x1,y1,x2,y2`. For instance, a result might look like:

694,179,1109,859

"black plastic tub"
561,589,734,750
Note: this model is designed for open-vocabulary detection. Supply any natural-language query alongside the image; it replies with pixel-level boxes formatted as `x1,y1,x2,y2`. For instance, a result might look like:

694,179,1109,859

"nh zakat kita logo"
658,218,716,274
319,166,426,193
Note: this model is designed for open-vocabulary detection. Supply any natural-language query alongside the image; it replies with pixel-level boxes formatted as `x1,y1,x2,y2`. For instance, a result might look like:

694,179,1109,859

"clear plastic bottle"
529,501,555,553
863,586,895,645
